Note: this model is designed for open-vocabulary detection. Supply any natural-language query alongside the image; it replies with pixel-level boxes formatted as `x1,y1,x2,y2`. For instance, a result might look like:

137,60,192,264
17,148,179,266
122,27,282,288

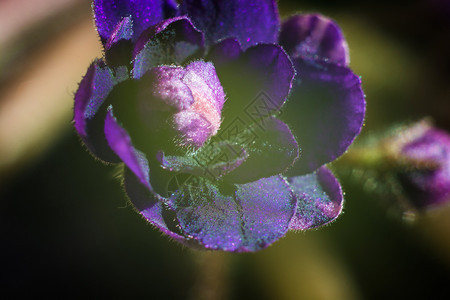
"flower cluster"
74,0,365,252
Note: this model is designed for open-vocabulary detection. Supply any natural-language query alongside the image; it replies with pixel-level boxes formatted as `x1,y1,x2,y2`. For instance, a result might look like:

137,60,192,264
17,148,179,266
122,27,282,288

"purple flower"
74,0,365,252
394,122,450,209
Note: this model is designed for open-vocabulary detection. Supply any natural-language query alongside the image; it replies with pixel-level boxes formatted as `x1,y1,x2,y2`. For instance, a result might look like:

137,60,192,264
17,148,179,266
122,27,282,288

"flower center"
150,60,226,148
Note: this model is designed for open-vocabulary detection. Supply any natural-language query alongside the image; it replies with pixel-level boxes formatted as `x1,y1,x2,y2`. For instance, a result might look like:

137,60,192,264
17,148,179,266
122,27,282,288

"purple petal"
206,38,243,67
104,17,134,67
172,179,241,251
105,16,134,50
73,59,120,162
170,176,295,252
93,0,178,43
218,44,295,125
280,14,349,66
133,17,204,79
104,107,151,189
241,45,295,112
180,0,279,50
221,118,299,184
233,176,296,251
283,59,365,175
287,167,343,230
399,128,450,209
74,60,113,137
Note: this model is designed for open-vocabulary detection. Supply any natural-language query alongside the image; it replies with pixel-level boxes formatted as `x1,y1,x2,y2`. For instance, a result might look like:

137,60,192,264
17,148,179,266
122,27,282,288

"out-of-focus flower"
73,0,365,252
339,120,450,213
392,121,450,209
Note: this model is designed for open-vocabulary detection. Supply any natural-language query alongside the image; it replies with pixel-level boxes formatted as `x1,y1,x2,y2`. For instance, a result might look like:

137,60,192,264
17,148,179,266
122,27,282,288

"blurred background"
1,0,449,298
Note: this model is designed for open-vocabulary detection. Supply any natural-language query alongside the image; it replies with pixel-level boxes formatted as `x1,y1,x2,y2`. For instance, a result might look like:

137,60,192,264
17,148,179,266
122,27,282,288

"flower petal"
105,16,134,50
133,17,204,79
157,141,248,180
279,14,349,66
287,167,343,230
221,118,299,184
240,44,295,112
73,59,120,162
104,106,151,189
104,16,134,67
180,0,279,49
218,44,295,126
233,176,297,251
283,58,365,175
206,38,243,67
93,0,178,43
74,60,112,137
183,60,226,112
170,175,296,252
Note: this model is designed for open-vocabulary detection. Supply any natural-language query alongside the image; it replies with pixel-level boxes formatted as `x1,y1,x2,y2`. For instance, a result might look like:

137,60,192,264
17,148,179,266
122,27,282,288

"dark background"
1,0,450,298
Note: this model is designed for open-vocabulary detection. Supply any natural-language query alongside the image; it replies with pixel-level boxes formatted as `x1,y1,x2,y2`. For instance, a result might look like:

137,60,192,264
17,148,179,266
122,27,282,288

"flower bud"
393,121,450,209
142,60,225,148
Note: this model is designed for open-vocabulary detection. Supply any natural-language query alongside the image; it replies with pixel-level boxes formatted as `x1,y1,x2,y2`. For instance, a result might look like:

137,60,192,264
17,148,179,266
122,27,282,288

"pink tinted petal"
288,167,343,230
280,14,349,66
172,110,214,147
180,0,279,50
150,65,193,111
184,61,226,112
145,61,226,147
